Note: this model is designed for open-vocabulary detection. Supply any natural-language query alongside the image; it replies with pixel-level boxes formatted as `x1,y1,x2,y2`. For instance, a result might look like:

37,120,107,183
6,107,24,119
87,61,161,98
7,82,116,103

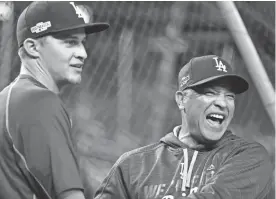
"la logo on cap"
213,57,227,72
70,2,87,22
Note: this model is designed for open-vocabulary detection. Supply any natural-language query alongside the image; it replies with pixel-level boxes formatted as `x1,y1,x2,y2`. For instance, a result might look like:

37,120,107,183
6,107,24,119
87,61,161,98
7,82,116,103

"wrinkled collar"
163,125,234,151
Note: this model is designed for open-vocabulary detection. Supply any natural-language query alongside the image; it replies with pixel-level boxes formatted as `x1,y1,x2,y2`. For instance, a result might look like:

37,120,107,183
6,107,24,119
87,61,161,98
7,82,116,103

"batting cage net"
0,1,274,197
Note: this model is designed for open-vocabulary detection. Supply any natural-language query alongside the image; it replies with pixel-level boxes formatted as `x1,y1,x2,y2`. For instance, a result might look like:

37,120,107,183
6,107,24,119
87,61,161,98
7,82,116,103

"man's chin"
201,129,225,143
68,76,82,85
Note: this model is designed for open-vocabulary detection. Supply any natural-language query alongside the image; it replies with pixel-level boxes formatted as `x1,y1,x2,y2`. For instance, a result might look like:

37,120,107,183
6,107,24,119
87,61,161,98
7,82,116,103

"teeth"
210,114,224,119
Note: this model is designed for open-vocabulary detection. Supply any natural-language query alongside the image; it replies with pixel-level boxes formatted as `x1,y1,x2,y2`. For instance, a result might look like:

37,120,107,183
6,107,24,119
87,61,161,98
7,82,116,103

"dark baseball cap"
16,1,109,47
178,55,249,94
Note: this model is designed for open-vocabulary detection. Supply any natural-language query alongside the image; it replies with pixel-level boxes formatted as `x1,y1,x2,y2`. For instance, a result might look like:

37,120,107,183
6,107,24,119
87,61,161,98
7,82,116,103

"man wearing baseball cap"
0,2,109,199
95,55,273,199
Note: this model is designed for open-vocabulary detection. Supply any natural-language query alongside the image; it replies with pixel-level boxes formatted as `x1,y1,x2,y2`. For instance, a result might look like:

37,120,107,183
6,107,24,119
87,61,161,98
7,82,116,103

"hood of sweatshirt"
160,125,235,152
159,126,236,194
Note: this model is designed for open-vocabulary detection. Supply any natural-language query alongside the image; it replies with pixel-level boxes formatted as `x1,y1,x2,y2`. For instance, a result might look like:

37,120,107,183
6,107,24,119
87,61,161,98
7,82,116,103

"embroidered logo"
213,57,227,72
70,2,86,21
180,75,190,88
205,164,216,184
30,21,51,33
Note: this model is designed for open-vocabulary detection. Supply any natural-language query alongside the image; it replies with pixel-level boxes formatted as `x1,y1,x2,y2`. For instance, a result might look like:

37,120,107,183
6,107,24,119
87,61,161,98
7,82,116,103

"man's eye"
204,91,215,96
66,40,78,45
227,94,235,100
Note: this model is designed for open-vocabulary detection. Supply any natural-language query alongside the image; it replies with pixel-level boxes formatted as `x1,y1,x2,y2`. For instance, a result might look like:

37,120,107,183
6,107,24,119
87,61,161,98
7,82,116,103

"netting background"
0,1,274,198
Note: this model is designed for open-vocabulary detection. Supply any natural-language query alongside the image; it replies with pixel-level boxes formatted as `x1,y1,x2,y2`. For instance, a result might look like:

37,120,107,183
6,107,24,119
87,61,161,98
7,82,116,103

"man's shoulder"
0,77,56,108
123,142,163,156
10,77,61,108
229,132,266,147
4,77,66,123
115,142,169,167
115,141,165,166
224,131,271,158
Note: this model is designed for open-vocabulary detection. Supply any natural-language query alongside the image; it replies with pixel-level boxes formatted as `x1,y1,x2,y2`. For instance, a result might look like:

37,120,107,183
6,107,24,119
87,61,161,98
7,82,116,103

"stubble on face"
184,84,235,145
37,29,87,88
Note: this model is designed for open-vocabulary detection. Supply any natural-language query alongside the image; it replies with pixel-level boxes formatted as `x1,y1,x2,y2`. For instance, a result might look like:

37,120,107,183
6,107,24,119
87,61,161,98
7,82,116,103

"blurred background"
0,1,274,198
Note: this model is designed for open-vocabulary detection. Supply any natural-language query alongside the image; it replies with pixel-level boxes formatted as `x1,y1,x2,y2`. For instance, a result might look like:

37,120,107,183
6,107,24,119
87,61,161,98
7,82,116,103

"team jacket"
94,126,273,199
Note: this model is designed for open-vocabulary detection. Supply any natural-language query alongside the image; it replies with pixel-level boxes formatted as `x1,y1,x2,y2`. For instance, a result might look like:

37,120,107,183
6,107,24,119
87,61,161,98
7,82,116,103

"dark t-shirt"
0,75,83,199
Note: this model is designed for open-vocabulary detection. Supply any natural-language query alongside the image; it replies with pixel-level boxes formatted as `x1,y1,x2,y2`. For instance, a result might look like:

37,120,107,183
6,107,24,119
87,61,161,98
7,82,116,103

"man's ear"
175,89,192,110
175,91,184,110
22,38,40,58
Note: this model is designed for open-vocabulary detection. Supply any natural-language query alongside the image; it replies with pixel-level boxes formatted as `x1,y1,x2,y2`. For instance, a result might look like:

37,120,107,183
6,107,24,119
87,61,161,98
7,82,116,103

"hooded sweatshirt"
94,126,273,199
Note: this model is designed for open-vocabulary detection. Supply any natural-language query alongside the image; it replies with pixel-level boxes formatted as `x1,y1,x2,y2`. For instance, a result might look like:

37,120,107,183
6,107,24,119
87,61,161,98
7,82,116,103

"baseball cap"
178,55,249,94
16,1,109,47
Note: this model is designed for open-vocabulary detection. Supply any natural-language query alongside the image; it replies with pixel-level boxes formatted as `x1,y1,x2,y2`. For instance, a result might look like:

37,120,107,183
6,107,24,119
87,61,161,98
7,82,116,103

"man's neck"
178,124,204,150
20,61,59,94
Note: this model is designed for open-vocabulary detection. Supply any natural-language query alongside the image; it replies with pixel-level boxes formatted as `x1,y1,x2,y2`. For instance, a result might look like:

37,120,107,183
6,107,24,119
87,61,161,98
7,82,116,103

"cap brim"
49,22,110,35
189,74,249,94
83,22,110,34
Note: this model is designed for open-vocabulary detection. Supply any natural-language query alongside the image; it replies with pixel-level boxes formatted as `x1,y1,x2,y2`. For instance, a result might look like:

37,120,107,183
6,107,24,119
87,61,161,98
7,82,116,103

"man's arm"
94,157,130,199
186,142,273,199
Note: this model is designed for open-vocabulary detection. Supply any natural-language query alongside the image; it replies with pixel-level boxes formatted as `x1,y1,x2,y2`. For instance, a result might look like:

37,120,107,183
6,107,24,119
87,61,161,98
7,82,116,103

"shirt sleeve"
186,142,273,199
94,157,130,199
12,91,84,197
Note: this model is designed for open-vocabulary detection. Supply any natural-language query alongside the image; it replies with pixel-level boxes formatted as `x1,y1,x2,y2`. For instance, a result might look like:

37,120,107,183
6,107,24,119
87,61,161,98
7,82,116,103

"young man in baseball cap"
0,2,109,199
94,55,273,199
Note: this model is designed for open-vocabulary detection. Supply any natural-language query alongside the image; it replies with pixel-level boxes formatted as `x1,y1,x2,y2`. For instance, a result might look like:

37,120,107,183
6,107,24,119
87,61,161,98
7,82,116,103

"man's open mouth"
206,113,225,125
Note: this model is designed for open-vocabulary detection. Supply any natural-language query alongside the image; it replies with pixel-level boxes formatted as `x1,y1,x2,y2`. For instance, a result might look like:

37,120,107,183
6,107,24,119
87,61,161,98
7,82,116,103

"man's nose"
213,94,227,109
75,43,88,61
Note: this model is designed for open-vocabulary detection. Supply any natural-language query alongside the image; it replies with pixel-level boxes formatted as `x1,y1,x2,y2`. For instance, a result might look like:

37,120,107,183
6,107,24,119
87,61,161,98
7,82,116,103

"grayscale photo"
0,1,274,199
